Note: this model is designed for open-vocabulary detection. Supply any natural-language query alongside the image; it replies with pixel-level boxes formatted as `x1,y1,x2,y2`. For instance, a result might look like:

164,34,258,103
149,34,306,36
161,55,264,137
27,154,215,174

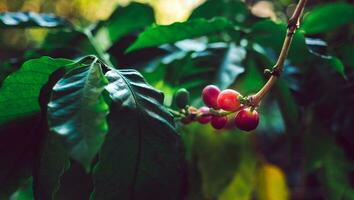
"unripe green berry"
175,88,190,109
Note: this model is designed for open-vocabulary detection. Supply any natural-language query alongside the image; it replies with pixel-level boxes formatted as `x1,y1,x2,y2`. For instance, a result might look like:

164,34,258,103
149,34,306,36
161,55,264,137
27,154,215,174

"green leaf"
236,59,265,95
190,0,249,24
302,2,354,34
0,12,69,28
95,3,155,51
215,43,245,90
41,29,96,56
33,133,70,200
10,178,34,200
126,17,233,53
250,20,309,64
47,58,109,171
92,69,184,200
0,57,73,125
326,57,346,78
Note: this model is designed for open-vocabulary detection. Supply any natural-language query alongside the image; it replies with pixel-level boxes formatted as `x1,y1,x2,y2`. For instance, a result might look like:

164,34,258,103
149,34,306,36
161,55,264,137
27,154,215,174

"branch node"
264,69,272,78
271,67,283,77
264,68,282,77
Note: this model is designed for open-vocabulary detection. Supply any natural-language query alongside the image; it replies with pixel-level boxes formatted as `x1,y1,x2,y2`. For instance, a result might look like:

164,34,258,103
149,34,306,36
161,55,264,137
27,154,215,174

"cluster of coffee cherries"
173,85,259,132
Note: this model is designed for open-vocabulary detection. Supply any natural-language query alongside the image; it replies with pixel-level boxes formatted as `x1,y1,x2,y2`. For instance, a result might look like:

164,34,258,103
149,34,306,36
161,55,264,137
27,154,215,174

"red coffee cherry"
202,85,220,109
217,89,242,111
234,108,259,131
198,107,212,124
211,116,228,130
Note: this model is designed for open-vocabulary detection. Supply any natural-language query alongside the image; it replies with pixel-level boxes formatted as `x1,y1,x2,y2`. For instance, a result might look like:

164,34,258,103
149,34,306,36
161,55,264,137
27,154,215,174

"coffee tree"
0,0,354,199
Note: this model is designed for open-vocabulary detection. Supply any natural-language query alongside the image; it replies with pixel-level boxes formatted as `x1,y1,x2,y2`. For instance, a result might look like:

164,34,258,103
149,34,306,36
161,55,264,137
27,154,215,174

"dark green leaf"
304,38,346,77
144,42,246,105
0,12,69,28
275,79,300,133
55,161,94,200
0,116,40,198
305,127,354,200
302,3,354,34
95,3,155,51
126,17,233,53
33,133,70,200
92,69,184,200
338,44,354,69
305,37,329,57
0,57,73,125
47,58,109,171
41,29,96,58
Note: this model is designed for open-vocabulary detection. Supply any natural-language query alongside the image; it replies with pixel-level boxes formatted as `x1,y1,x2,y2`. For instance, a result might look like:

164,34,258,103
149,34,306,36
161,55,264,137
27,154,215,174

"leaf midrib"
76,61,104,156
113,70,143,200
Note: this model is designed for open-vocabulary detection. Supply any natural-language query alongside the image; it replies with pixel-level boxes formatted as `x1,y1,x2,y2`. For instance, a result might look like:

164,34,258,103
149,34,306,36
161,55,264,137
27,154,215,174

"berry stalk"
171,0,308,132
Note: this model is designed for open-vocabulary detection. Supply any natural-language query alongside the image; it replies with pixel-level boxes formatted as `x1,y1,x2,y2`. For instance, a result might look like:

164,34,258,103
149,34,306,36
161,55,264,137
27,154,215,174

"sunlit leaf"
95,3,155,51
0,57,74,125
185,124,251,198
219,153,256,200
127,17,233,53
190,0,249,24
255,163,289,200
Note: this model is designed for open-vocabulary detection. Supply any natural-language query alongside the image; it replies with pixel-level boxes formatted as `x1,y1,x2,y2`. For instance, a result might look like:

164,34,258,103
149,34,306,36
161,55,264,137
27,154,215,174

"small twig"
249,0,307,107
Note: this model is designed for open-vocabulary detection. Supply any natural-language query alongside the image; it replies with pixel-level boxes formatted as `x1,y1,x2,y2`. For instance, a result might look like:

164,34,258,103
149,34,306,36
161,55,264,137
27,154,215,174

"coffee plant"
1,0,354,199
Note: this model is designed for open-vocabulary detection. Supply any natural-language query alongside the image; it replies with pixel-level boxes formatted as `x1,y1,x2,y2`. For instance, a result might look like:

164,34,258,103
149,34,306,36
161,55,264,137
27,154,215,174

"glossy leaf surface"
92,69,184,200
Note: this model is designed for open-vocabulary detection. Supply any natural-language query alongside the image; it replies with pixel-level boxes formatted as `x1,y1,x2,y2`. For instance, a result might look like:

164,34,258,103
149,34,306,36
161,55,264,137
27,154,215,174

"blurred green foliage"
1,0,354,199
